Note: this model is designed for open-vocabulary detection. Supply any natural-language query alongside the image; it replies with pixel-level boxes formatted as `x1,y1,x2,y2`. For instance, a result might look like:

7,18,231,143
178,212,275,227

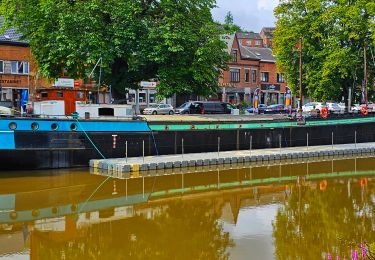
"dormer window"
231,50,237,62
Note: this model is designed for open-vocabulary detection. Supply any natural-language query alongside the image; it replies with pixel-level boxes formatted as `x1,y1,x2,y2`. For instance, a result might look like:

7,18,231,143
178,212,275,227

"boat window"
70,123,77,131
41,92,48,98
99,107,114,116
56,91,63,98
51,123,59,131
8,122,17,130
31,122,39,131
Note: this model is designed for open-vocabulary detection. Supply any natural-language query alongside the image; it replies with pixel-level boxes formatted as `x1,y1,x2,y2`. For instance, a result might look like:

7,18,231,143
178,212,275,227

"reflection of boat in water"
0,157,374,258
0,157,374,224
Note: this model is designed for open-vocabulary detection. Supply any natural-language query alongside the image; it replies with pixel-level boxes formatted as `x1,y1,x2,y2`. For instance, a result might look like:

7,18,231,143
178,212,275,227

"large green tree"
0,0,228,98
273,0,375,102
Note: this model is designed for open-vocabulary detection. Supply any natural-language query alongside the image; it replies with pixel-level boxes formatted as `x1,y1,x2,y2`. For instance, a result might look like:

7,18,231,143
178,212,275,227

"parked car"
338,102,347,112
175,101,233,114
367,102,375,111
326,102,342,114
246,104,267,114
142,104,174,115
351,104,361,112
0,106,11,115
264,104,287,113
302,102,324,113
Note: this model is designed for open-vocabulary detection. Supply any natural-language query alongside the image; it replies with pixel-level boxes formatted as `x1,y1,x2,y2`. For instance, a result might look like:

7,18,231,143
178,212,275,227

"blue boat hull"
1,117,375,170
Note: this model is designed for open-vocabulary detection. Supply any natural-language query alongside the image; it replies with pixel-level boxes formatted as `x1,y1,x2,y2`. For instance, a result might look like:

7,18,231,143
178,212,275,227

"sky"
211,0,279,33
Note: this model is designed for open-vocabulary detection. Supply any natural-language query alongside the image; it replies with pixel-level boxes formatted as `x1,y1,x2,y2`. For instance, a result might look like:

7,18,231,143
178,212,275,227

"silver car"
142,104,174,115
0,106,11,115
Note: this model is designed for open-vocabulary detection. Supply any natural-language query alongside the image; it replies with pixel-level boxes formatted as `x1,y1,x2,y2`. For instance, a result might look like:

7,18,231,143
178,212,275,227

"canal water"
0,157,374,260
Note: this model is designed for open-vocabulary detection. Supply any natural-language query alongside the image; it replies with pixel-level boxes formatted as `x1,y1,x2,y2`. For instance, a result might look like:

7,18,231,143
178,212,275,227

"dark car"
246,104,267,114
175,101,233,114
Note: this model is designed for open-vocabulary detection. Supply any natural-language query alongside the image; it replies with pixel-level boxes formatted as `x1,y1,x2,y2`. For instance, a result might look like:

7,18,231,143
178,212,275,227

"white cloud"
212,0,279,32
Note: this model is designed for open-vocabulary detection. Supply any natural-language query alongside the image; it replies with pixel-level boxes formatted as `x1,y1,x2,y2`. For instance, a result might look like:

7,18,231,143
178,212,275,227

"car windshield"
148,104,159,108
177,102,189,108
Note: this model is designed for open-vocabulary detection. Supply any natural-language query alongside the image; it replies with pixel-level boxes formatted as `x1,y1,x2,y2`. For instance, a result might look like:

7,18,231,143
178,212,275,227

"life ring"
320,107,328,119
360,178,368,187
319,180,328,190
360,106,368,116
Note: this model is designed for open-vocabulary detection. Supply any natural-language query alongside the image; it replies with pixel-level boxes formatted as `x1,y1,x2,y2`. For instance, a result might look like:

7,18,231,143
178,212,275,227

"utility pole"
364,43,368,106
299,38,303,111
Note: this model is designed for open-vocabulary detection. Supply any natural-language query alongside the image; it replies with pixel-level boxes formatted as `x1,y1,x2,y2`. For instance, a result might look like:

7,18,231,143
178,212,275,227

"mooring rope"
74,118,106,159
73,117,112,213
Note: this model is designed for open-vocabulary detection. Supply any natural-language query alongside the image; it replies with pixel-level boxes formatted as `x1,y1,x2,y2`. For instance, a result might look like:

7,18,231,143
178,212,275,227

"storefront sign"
261,84,280,91
0,79,22,84
54,78,74,88
140,81,157,88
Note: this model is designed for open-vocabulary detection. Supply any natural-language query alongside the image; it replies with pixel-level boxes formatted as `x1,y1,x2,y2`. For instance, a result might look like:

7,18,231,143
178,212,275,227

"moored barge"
1,114,375,170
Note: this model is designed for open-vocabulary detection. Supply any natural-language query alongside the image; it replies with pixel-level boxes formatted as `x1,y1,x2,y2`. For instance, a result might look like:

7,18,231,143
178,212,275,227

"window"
231,50,237,62
246,40,251,46
255,40,261,46
76,92,84,99
230,69,240,82
0,60,3,73
139,93,146,103
261,72,269,82
252,70,257,83
41,92,48,98
11,61,29,74
56,91,63,98
245,69,250,82
99,107,114,116
149,93,156,103
277,73,285,83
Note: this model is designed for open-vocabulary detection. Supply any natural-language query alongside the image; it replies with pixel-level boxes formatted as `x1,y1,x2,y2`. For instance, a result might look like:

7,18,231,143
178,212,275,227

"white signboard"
54,78,74,88
140,81,157,88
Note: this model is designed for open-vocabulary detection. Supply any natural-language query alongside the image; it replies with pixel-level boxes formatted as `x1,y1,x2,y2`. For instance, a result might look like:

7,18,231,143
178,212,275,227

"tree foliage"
222,11,242,33
0,0,229,98
273,0,375,102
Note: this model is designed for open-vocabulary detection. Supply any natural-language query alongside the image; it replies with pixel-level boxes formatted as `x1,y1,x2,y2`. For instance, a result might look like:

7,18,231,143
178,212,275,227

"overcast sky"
212,0,279,32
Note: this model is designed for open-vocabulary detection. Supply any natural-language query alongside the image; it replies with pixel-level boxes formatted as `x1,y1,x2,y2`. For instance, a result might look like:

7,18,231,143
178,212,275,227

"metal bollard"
142,140,145,163
307,133,309,150
218,137,221,157
182,138,184,159
125,140,128,163
250,135,253,155
279,134,282,153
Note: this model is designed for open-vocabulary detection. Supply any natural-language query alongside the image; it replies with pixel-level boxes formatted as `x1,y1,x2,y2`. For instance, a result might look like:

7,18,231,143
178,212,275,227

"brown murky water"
0,157,374,260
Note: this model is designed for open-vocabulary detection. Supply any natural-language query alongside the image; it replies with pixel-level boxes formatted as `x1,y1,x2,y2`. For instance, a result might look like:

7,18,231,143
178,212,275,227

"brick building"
0,21,110,113
0,25,50,111
219,33,286,106
260,27,275,48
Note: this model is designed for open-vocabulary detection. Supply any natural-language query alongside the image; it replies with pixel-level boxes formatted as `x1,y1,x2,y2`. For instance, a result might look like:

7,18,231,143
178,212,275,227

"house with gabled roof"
219,33,286,106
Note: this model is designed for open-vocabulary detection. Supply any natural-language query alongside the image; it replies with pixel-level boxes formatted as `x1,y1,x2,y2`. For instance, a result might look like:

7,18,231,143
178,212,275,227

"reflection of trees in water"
36,200,233,260
273,179,375,259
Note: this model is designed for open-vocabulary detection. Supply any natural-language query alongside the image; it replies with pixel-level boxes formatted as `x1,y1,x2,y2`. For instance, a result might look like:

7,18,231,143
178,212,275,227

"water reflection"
0,157,374,259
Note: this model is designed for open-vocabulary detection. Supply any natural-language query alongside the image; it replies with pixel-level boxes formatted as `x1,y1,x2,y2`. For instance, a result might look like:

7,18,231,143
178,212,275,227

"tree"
222,11,242,33
273,0,375,102
0,0,229,98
